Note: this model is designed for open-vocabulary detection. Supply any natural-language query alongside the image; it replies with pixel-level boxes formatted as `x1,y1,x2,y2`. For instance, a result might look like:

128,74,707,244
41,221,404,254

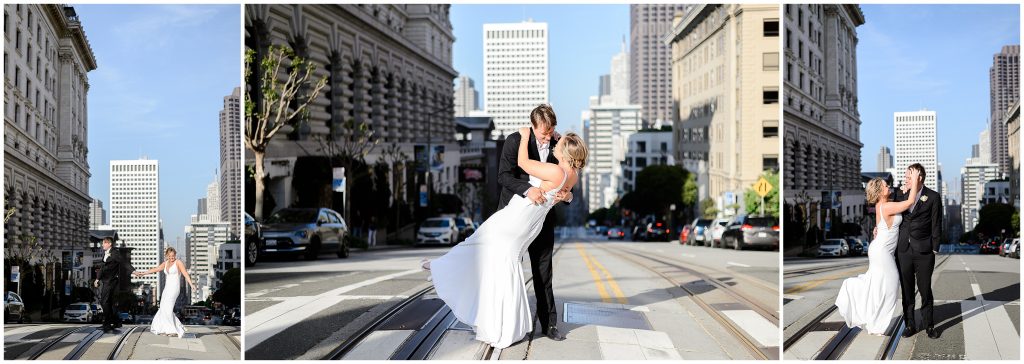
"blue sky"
79,5,241,251
451,4,630,134
857,4,1019,201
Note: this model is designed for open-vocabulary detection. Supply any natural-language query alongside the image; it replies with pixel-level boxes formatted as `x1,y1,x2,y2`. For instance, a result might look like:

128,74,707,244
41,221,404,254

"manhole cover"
562,302,651,330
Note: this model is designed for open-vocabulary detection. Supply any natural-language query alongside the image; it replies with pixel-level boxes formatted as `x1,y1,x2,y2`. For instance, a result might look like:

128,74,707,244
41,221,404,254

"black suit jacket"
99,248,123,284
894,186,943,254
496,129,565,210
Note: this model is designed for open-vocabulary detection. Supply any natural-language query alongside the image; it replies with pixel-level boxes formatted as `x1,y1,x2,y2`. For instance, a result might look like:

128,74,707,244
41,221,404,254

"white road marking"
962,300,1019,359
680,254,696,258
720,310,779,347
244,269,421,350
971,283,983,297
726,261,751,268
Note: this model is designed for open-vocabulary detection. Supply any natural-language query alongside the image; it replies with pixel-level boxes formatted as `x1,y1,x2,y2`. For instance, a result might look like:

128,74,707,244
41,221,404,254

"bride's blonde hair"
560,133,588,170
865,177,887,204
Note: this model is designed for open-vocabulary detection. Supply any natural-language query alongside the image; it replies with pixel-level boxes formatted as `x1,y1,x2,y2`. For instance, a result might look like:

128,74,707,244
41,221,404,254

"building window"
763,19,779,37
763,52,779,71
763,120,779,137
763,155,779,172
763,88,779,104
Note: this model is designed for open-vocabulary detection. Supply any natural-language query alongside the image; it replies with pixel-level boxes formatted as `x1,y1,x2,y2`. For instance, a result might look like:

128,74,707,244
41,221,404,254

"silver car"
261,208,349,260
416,217,460,246
818,239,850,257
5,291,25,323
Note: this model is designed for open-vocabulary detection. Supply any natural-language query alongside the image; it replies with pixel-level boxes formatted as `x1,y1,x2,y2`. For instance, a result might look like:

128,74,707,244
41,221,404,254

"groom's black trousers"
100,279,120,328
897,251,934,329
529,213,558,331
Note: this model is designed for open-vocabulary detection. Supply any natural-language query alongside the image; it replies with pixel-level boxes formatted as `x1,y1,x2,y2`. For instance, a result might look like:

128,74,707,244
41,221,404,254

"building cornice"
43,5,97,71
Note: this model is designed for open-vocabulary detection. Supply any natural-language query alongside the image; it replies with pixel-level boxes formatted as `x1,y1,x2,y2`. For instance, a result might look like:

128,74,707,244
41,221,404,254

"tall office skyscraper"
454,75,479,117
894,110,938,191
483,21,549,138
630,4,689,128
877,146,893,172
989,45,1020,177
110,159,161,295
89,198,106,229
219,87,241,236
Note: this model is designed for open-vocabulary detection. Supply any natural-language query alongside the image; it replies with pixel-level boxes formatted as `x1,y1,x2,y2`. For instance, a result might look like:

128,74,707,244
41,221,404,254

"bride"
424,126,587,348
134,247,196,338
835,168,921,335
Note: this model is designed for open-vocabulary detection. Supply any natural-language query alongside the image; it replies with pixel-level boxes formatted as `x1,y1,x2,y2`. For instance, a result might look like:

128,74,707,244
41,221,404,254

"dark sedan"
261,208,349,260
721,215,779,250
639,221,672,242
245,212,263,266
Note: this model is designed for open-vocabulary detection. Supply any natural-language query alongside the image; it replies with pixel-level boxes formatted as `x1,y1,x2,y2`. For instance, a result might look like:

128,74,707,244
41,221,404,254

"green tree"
1013,211,1020,236
619,165,687,217
744,170,780,218
212,268,240,307
244,45,328,219
700,197,718,219
975,203,1016,237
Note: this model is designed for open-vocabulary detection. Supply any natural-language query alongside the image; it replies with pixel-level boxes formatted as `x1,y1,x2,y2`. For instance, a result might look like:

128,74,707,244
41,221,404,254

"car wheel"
246,239,259,267
304,238,321,260
733,237,742,250
337,240,350,258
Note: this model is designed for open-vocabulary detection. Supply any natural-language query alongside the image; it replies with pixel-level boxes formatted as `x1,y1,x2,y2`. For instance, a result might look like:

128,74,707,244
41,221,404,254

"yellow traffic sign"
753,177,773,198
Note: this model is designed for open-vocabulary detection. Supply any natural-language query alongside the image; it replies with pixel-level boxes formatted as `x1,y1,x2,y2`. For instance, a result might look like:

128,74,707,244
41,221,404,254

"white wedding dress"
835,206,901,334
429,168,569,348
150,262,186,338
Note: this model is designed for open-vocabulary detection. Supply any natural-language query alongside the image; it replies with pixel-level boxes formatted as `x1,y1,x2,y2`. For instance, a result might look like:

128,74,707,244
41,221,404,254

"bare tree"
314,119,380,223
244,45,327,219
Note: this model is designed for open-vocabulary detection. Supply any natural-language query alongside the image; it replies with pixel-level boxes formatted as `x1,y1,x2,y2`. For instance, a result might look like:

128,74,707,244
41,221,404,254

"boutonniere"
920,195,928,202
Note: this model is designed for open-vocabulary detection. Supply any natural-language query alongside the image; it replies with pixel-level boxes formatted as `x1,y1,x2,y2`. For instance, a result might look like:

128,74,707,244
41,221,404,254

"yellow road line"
588,251,628,304
574,243,611,303
783,266,868,294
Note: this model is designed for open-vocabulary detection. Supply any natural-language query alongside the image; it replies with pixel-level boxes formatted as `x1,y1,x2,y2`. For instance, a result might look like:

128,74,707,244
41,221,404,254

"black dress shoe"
902,325,916,338
926,327,940,339
544,326,565,341
101,325,114,332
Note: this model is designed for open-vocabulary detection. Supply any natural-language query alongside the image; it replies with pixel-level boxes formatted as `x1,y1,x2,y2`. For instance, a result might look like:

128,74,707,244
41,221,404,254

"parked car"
720,215,780,250
454,217,476,243
846,238,865,256
91,303,105,323
5,291,25,324
639,220,672,242
688,219,713,246
222,311,241,326
679,225,691,244
981,240,1001,254
607,226,626,240
119,312,136,324
1013,239,1020,259
416,217,460,246
261,208,349,260
245,212,263,266
1000,238,1014,257
64,302,94,323
818,239,850,257
595,225,609,236
706,218,731,248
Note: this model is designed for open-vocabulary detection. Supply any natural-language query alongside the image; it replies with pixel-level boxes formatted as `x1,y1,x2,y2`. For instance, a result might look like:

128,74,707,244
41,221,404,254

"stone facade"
244,4,461,214
668,4,781,216
782,4,865,226
4,5,96,288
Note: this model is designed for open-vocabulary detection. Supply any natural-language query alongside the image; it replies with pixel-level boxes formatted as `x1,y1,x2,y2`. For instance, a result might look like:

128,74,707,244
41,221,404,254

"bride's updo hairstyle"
865,177,886,204
165,247,177,257
561,133,588,170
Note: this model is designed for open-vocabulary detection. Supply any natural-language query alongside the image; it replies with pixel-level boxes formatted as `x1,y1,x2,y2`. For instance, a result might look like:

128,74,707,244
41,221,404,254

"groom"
893,163,943,339
95,238,124,332
496,104,571,341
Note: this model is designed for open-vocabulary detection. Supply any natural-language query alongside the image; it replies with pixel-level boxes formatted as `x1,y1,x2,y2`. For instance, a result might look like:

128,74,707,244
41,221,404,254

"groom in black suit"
893,163,943,339
95,238,124,332
496,104,571,341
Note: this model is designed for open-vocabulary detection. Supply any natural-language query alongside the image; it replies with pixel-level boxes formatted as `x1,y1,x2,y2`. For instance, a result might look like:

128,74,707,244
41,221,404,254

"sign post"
753,177,773,216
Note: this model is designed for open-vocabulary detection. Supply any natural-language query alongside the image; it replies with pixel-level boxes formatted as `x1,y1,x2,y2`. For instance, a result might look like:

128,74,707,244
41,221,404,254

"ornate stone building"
667,4,781,216
244,4,460,215
782,4,866,228
4,5,96,286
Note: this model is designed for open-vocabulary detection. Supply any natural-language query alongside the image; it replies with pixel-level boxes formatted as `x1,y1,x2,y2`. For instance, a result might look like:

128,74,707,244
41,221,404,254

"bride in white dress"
835,169,921,334
134,247,196,338
424,127,588,348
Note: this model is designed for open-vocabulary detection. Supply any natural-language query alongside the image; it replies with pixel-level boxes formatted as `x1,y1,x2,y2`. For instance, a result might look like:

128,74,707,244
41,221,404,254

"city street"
3,323,240,360
783,253,1019,360
243,229,780,360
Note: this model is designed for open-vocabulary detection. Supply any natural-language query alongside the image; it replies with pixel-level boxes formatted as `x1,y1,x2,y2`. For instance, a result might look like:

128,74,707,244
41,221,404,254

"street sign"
10,266,19,283
753,177,773,198
332,167,346,193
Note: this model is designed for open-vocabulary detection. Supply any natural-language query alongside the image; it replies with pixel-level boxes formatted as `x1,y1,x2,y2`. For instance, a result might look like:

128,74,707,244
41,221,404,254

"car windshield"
69,304,88,311
823,240,844,247
745,217,776,226
696,219,712,226
422,219,450,228
265,209,317,224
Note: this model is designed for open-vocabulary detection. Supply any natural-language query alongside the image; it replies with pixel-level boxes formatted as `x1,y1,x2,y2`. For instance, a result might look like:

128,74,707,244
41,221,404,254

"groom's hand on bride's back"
526,187,547,205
